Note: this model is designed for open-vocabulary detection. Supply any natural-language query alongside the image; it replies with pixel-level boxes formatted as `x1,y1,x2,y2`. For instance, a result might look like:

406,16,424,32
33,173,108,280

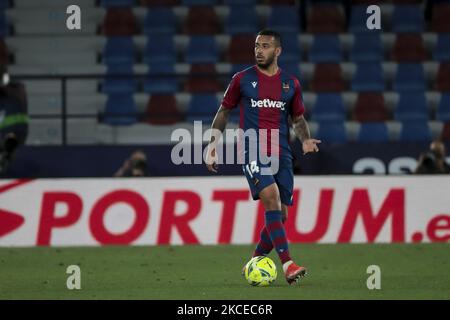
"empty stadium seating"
351,63,385,92
393,63,426,92
143,7,177,35
103,94,138,125
309,35,342,63
186,94,218,123
225,6,259,35
399,120,432,142
312,94,346,122
350,34,383,62
3,0,448,145
316,121,348,144
352,93,390,122
358,122,390,143
394,92,429,121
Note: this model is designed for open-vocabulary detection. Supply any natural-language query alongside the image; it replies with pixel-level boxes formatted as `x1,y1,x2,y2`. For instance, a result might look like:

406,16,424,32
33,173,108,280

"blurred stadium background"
0,0,449,300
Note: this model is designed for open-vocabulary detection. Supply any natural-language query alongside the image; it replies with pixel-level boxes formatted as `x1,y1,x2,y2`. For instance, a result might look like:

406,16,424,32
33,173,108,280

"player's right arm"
206,105,231,173
206,72,243,173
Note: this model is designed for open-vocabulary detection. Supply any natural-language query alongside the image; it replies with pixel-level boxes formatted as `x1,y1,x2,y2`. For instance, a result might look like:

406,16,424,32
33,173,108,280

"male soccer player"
205,30,321,284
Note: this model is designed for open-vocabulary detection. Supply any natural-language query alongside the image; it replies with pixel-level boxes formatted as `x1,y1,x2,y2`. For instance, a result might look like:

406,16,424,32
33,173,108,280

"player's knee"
263,194,281,210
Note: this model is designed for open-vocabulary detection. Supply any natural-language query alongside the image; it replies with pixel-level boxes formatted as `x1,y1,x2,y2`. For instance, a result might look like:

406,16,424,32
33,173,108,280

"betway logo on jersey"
251,98,286,111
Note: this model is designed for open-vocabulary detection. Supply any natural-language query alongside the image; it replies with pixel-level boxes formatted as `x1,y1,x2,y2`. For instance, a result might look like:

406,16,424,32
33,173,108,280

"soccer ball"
244,256,277,286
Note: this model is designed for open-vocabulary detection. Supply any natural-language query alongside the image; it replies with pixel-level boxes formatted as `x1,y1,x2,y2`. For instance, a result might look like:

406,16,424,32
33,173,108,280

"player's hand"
302,138,321,155
205,146,219,173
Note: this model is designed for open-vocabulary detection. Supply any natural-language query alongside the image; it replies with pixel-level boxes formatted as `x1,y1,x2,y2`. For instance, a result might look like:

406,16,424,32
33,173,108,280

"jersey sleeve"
221,72,242,110
290,77,305,118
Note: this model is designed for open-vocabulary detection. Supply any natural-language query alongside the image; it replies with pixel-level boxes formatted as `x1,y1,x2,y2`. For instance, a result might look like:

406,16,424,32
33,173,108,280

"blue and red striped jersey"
221,65,305,164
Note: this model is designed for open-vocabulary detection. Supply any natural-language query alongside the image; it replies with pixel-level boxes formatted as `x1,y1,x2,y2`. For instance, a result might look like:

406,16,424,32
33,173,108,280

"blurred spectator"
414,140,450,174
114,150,148,177
0,66,28,174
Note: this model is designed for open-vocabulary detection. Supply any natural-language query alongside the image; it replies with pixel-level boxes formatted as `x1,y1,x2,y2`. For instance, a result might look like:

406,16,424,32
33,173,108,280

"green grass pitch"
0,244,449,300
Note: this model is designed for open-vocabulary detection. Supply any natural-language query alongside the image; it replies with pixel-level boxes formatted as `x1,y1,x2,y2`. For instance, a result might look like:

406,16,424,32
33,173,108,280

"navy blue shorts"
242,160,294,206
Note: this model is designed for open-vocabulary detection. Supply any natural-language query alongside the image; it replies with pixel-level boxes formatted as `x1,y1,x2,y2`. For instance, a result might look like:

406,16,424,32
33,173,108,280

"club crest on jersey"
251,81,257,88
282,82,290,92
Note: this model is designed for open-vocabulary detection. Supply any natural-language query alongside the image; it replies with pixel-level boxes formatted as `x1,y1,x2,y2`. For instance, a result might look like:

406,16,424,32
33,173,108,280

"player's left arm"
290,77,321,155
292,115,321,155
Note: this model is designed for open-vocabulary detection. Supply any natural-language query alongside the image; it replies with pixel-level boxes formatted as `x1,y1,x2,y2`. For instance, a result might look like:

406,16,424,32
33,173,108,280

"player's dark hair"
257,29,282,47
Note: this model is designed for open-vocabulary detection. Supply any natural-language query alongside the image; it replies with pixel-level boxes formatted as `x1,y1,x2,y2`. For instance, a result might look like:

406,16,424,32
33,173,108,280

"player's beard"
256,52,276,69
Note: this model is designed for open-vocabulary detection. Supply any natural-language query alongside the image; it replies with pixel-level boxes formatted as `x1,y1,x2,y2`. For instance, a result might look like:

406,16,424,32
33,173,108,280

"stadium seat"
352,93,390,122
431,3,450,32
399,120,432,142
185,36,219,64
144,95,183,125
102,8,138,36
392,5,424,33
433,34,450,62
436,93,450,122
307,4,345,33
227,35,255,64
102,64,136,94
435,63,450,91
230,63,254,76
103,94,138,125
267,6,300,33
350,34,383,62
310,64,346,92
279,62,302,83
102,37,135,65
143,35,176,64
309,35,342,63
358,122,389,143
391,34,428,62
349,5,383,33
277,33,301,64
316,121,348,144
143,7,176,34
441,122,450,142
186,94,218,123
184,64,222,93
144,63,178,94
312,94,346,122
100,0,136,7
182,0,218,5
351,63,385,92
393,63,426,92
394,92,428,121
184,6,220,35
225,6,259,35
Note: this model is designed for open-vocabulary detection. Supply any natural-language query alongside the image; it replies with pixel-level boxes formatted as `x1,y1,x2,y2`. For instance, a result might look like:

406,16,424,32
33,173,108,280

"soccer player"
205,29,321,284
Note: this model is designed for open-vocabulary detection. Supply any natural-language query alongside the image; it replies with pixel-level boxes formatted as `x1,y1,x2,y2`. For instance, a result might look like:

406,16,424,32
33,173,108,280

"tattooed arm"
292,115,321,155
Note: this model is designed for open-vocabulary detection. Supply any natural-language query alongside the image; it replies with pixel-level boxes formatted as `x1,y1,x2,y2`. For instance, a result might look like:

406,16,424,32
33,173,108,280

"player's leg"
273,167,307,284
252,202,288,258
258,183,295,266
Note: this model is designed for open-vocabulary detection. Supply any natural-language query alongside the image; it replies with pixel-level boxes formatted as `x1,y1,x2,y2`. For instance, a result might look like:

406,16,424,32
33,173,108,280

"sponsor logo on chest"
250,98,286,111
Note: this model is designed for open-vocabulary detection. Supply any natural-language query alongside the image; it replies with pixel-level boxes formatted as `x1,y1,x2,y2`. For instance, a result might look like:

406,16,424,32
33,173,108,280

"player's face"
254,35,281,69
